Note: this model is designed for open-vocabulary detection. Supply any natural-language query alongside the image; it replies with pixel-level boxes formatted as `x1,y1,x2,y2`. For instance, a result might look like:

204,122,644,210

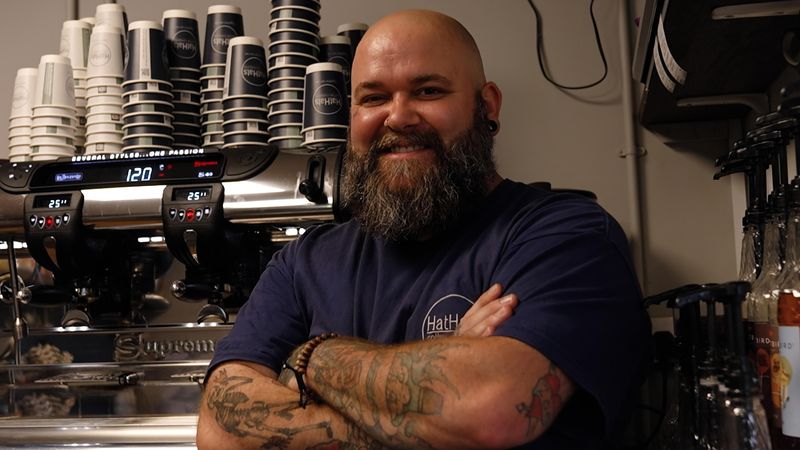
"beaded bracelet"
282,332,338,408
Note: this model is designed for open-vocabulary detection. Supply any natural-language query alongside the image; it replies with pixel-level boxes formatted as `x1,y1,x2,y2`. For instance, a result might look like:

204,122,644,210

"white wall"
0,1,741,312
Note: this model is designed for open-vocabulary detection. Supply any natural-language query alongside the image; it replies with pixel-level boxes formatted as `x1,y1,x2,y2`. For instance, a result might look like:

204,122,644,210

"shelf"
637,0,800,127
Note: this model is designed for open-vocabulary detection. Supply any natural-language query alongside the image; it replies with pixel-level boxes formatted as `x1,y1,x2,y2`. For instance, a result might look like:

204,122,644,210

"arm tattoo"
312,340,463,449
205,368,333,449
515,362,563,436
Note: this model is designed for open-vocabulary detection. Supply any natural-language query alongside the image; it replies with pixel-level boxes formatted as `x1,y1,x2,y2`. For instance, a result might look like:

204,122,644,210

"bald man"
197,10,650,450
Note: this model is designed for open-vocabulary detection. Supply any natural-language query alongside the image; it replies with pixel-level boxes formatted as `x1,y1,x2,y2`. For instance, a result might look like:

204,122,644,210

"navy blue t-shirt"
209,179,651,449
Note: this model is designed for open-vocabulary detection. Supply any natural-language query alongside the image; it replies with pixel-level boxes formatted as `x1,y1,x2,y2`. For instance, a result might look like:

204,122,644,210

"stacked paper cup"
301,62,348,151
267,0,321,151
8,68,38,162
29,55,77,161
122,21,175,153
201,5,244,149
94,3,128,47
85,24,125,154
164,10,203,149
319,35,352,106
59,20,93,154
222,37,269,149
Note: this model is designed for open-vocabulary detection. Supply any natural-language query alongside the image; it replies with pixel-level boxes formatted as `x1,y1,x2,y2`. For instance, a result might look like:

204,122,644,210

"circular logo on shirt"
421,294,473,340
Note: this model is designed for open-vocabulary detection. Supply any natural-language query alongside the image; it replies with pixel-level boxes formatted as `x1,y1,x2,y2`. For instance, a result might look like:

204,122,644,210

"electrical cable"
527,0,609,90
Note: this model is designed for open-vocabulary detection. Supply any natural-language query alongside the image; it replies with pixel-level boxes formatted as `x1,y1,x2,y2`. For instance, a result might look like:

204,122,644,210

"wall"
0,0,741,310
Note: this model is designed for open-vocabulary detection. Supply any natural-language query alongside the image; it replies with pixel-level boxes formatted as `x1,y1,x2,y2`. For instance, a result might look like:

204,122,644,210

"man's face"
342,24,496,241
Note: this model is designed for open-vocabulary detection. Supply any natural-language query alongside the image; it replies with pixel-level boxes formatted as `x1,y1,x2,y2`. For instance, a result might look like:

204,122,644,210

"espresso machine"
0,145,343,448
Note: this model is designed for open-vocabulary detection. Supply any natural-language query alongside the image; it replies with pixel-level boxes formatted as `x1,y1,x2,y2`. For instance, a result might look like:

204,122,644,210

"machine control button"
168,208,177,220
204,206,211,216
62,213,70,225
185,208,195,222
195,208,203,221
177,209,186,222
8,173,15,180
54,216,61,227
37,217,45,228
45,216,54,229
29,215,37,226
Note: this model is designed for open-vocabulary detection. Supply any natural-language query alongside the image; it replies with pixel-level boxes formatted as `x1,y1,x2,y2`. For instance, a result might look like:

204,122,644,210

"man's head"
341,10,503,242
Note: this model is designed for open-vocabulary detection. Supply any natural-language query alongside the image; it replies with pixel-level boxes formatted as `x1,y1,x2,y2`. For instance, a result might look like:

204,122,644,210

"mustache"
369,129,444,155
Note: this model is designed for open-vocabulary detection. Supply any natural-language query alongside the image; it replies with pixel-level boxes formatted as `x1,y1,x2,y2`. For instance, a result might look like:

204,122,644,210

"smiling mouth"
390,145,425,153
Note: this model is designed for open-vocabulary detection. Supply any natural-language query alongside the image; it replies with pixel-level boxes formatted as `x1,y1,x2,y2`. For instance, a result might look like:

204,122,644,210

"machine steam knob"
172,279,187,299
16,287,31,305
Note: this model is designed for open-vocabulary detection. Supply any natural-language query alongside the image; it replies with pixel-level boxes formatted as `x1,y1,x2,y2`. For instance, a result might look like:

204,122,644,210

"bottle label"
779,325,800,437
755,322,778,420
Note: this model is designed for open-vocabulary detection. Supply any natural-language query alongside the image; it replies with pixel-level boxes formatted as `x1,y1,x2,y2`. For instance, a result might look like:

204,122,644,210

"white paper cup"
87,121,124,132
31,115,76,127
87,84,123,97
34,55,76,108
9,126,31,138
10,68,38,119
87,74,124,87
31,133,75,145
87,24,125,79
86,103,124,115
86,111,122,122
85,142,123,153
94,3,127,41
86,131,124,144
87,95,125,107
9,136,31,146
60,20,93,69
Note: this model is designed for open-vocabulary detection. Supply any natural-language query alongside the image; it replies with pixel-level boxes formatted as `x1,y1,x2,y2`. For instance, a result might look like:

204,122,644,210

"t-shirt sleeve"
492,196,651,436
207,238,310,374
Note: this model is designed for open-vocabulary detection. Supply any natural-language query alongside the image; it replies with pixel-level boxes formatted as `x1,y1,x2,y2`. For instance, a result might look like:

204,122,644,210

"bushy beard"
341,98,496,242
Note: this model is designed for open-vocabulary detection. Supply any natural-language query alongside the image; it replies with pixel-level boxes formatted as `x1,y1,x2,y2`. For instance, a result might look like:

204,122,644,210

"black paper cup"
125,21,169,82
173,101,201,113
123,133,174,146
270,111,303,124
201,77,225,92
122,122,173,134
222,96,268,109
268,52,318,70
173,90,202,105
224,36,268,98
303,124,347,139
122,91,174,104
269,40,319,57
223,119,269,132
268,87,304,103
270,6,320,22
223,131,269,144
170,67,202,80
268,66,308,79
122,111,173,124
201,64,226,77
174,122,202,135
268,123,302,137
268,28,319,44
171,78,202,91
268,17,320,33
122,80,173,93
201,100,224,113
203,5,244,66
320,35,352,76
271,0,320,10
173,133,202,146
268,76,305,90
337,23,368,56
123,101,173,114
173,112,201,125
302,62,348,130
268,99,304,114
222,107,269,122
163,10,201,70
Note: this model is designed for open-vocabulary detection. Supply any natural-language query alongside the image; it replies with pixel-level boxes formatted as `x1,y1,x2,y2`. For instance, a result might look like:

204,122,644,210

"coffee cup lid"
208,5,242,14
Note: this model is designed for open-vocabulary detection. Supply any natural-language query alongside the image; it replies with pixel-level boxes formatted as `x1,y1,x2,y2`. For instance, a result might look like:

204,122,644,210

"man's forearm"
306,336,572,450
198,362,390,450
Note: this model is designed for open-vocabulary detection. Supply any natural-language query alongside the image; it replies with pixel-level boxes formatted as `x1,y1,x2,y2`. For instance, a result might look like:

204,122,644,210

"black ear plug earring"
488,120,499,134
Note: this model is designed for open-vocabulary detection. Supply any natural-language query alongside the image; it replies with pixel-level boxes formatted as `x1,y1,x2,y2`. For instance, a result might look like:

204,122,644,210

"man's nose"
383,96,421,132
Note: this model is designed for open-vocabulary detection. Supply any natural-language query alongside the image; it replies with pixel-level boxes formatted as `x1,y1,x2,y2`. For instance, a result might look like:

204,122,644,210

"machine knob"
61,309,91,327
16,287,31,305
171,279,213,302
197,303,229,324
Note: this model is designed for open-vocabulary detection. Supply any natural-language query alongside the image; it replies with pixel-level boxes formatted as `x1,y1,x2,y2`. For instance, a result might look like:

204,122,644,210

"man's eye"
359,95,386,105
418,87,445,97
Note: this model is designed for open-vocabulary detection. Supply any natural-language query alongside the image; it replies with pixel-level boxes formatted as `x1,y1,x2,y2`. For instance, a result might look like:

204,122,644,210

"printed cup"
123,102,173,115
9,135,32,146
268,39,319,56
302,63,348,131
85,142,123,154
268,76,305,90
174,123,201,135
123,91,174,104
86,131,124,143
224,36,267,98
268,134,303,150
87,122,124,133
201,76,225,91
223,120,269,134
86,112,122,124
123,79,173,92
9,116,33,127
222,96,268,109
268,66,308,80
87,84,124,97
268,27,320,44
31,133,75,146
269,18,320,34
31,115,76,128
268,123,302,137
125,21,170,82
203,5,244,66
337,23,368,56
270,112,303,125
87,25,126,79
201,64,226,76
10,68,38,119
202,89,224,101
223,107,270,122
320,35,352,87
95,3,128,41
270,6,320,22
174,90,202,104
122,111,173,124
80,16,95,27
87,74,124,88
122,125,174,137
60,20,93,70
34,55,76,108
268,52,318,70
163,9,201,70
267,99,303,113
173,102,202,114
271,0,320,9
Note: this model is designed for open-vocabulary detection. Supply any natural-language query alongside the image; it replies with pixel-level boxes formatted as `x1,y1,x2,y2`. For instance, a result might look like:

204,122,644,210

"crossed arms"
197,285,575,450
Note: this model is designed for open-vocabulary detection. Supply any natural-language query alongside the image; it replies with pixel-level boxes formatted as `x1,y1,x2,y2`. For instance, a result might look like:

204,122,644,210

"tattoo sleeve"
514,362,565,437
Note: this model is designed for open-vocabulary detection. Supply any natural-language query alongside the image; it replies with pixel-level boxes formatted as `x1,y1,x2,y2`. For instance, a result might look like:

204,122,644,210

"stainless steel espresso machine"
0,145,343,448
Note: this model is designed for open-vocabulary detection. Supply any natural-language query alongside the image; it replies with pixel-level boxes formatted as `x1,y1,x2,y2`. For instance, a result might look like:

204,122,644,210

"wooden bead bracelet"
282,332,337,408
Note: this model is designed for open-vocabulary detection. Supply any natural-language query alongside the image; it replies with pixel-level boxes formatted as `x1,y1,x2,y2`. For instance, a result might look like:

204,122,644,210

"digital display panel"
31,152,226,189
33,194,71,209
172,186,212,202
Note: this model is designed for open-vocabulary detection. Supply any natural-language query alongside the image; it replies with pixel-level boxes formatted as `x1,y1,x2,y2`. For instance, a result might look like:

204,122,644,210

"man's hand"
455,283,518,337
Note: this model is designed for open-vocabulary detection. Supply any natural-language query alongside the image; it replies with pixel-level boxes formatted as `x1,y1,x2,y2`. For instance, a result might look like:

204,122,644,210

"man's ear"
481,81,502,123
